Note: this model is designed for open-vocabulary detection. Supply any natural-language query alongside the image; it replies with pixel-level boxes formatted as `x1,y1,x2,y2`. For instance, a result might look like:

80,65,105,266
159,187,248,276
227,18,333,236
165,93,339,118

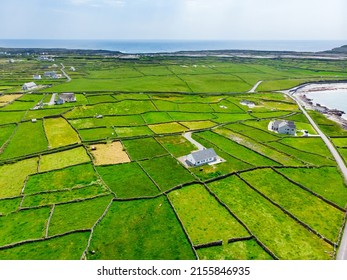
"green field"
1,53,347,260
87,196,195,259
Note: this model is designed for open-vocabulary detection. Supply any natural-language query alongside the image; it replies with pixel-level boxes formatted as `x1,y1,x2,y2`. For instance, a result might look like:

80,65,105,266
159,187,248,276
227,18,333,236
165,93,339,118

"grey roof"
23,82,37,88
59,93,75,100
273,120,296,129
191,148,217,162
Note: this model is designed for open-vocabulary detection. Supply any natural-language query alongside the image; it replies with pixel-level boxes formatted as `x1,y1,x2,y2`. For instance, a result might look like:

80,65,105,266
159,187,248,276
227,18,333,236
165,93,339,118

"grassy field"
87,196,196,260
1,54,347,260
140,156,196,191
0,232,90,260
0,120,48,160
168,184,250,245
96,162,159,198
44,117,81,148
197,239,273,260
208,175,334,259
39,147,91,172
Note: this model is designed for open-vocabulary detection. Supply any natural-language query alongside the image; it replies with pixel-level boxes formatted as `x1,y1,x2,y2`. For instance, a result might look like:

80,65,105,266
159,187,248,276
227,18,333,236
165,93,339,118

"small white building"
44,71,57,78
70,67,76,71
52,74,62,79
33,74,42,80
271,120,296,135
22,82,37,91
56,93,76,105
186,148,218,166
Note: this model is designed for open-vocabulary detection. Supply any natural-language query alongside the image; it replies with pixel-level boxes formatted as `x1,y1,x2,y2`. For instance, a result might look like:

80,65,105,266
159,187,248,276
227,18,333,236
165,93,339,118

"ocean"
305,87,347,120
0,39,346,53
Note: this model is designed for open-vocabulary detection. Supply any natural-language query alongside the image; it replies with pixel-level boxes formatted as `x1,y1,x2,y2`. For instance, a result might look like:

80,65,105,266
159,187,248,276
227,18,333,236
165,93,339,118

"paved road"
60,63,71,82
183,132,205,151
284,90,347,260
248,80,263,93
48,93,56,105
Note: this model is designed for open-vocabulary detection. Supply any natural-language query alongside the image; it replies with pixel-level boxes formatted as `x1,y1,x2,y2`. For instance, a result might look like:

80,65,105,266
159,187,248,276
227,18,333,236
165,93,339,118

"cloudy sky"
1,0,346,40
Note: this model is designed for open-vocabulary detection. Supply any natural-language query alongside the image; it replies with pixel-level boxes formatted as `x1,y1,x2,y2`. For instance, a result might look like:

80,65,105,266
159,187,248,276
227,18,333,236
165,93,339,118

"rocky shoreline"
293,83,347,130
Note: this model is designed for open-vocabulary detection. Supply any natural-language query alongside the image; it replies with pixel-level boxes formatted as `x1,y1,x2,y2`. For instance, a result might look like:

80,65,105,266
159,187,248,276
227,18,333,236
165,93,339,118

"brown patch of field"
0,94,23,103
90,142,131,166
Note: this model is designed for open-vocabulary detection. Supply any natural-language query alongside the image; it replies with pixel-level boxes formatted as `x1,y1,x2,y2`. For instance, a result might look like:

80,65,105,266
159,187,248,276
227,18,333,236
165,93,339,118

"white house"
70,67,76,71
44,71,57,78
271,120,296,135
186,148,218,166
22,82,37,91
56,93,76,105
33,74,42,80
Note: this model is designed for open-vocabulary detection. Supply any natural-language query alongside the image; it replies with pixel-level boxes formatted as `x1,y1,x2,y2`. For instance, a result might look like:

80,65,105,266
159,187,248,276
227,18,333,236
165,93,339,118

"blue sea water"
0,39,346,53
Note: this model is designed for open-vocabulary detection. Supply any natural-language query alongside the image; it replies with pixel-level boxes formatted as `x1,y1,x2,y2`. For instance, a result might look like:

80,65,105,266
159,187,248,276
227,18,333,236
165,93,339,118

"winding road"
283,89,347,260
248,80,263,93
60,63,71,82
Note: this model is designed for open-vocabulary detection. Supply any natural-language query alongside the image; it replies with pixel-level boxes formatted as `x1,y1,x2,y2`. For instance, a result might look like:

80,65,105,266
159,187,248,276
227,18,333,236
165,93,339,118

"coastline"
292,83,347,130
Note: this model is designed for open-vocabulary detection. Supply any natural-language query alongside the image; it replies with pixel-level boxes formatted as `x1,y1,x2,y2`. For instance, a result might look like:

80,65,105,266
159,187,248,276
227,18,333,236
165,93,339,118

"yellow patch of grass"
91,142,130,166
0,94,23,103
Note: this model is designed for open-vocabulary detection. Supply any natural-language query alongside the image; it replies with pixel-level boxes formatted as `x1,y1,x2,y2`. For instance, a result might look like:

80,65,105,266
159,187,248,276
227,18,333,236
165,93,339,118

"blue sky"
1,0,346,40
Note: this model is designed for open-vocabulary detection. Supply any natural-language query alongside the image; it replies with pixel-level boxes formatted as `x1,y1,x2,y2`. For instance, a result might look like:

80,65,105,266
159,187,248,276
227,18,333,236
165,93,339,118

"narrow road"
48,93,56,105
60,63,71,82
248,80,263,93
284,90,347,260
183,132,205,151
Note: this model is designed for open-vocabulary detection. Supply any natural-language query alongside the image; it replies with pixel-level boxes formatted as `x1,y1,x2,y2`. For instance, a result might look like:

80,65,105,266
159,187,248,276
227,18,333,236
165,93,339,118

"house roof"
191,148,217,162
23,82,37,88
273,120,296,129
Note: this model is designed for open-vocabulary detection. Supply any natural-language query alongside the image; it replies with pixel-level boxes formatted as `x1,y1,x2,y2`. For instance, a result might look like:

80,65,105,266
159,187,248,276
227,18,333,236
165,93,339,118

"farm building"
44,71,57,78
271,120,296,135
56,93,76,105
33,74,42,80
22,82,37,91
186,148,218,166
70,66,76,71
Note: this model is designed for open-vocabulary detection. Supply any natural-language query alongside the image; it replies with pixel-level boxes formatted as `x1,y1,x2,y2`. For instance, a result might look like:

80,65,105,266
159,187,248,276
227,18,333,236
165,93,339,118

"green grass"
215,127,302,166
0,232,90,260
0,124,16,148
188,135,250,181
278,137,333,158
24,108,71,120
210,101,245,113
48,195,113,236
277,167,347,209
180,121,216,130
226,122,280,142
79,127,116,141
140,156,196,191
0,121,48,160
267,141,334,166
149,122,187,134
88,196,196,260
44,117,81,148
0,197,21,215
212,113,254,123
308,111,347,137
240,169,344,242
0,157,38,199
142,112,174,124
0,111,25,125
208,175,334,259
168,184,249,245
196,131,277,167
197,239,274,260
156,135,196,157
64,100,157,118
87,94,116,104
25,163,98,194
122,137,168,160
115,126,153,138
39,147,91,172
168,112,215,122
96,162,159,198
22,184,109,207
0,207,50,246
332,138,347,147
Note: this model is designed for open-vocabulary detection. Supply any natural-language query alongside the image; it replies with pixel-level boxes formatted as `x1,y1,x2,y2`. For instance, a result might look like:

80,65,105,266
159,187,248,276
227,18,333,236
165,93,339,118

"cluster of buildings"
33,71,62,80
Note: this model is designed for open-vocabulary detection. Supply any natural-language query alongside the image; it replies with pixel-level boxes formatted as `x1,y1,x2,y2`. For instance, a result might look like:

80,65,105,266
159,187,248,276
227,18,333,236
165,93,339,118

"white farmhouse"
22,82,37,91
271,120,296,135
56,93,76,105
33,74,42,80
186,148,218,166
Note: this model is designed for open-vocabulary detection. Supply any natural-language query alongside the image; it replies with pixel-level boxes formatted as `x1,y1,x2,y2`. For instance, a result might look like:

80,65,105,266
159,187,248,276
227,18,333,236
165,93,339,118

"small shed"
33,74,42,80
186,148,217,166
